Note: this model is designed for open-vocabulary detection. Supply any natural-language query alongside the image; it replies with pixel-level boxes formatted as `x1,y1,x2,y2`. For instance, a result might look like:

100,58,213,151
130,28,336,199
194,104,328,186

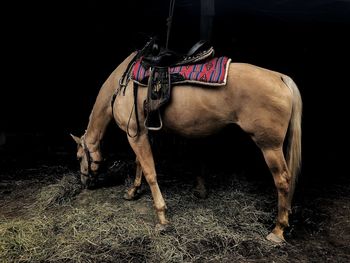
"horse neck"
83,51,138,150
84,102,112,152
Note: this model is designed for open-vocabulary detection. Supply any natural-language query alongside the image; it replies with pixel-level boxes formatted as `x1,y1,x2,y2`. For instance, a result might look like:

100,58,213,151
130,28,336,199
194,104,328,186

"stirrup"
144,110,163,131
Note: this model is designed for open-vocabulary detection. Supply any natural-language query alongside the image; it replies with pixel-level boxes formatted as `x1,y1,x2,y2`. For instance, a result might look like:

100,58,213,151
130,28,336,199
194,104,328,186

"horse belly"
162,86,231,137
163,116,227,137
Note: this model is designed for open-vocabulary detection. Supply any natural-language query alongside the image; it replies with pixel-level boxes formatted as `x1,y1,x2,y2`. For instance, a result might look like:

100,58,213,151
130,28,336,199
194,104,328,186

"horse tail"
282,75,302,204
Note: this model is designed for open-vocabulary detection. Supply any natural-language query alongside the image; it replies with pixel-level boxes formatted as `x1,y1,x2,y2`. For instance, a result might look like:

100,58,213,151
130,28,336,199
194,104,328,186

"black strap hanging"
166,0,176,49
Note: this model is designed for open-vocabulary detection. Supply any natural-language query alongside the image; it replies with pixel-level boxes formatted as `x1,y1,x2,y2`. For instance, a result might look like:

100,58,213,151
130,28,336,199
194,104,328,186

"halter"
81,134,103,176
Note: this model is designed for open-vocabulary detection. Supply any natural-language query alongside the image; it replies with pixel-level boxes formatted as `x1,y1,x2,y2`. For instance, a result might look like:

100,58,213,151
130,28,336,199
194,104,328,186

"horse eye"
77,157,82,161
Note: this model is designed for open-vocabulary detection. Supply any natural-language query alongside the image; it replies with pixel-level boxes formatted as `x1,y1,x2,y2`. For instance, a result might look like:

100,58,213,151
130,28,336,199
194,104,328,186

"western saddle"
114,36,215,137
138,37,215,130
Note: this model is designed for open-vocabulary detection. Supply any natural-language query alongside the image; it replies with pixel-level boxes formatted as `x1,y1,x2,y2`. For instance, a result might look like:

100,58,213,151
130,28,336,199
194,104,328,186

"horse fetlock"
155,204,167,212
157,216,169,226
155,206,168,225
123,187,143,200
277,207,289,226
279,220,290,229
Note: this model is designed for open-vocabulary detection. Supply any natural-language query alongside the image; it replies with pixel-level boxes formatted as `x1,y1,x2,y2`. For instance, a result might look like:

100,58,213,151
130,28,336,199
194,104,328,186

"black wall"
2,1,350,183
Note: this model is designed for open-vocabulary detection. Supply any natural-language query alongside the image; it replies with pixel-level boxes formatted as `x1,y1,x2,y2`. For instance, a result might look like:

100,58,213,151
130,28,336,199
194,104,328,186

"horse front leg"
262,147,291,243
127,134,169,228
124,157,143,200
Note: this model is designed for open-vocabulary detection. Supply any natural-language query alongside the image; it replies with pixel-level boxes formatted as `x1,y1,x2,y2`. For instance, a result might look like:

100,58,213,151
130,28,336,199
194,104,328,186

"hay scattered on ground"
1,163,349,262
32,173,82,210
0,167,285,263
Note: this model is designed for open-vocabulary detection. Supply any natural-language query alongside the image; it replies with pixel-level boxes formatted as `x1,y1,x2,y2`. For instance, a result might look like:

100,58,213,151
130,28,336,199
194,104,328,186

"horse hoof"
266,232,285,243
123,189,143,201
193,188,208,199
155,223,171,233
123,192,135,200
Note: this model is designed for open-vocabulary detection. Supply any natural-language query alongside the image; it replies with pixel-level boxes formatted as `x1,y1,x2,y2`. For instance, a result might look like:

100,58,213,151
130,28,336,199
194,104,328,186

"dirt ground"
0,152,349,263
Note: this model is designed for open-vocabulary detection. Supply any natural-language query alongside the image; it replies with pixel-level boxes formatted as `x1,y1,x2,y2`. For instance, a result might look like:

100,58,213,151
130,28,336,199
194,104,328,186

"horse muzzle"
80,171,98,189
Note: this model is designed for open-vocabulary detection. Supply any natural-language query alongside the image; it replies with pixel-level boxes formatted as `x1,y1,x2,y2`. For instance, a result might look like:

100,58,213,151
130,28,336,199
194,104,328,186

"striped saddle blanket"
131,56,231,87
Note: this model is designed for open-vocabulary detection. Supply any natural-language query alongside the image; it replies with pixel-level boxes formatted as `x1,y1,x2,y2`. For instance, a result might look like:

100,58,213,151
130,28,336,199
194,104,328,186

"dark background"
1,0,350,187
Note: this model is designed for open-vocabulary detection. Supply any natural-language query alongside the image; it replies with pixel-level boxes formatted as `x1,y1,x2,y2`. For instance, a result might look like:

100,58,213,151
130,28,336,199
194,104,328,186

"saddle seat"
142,40,214,68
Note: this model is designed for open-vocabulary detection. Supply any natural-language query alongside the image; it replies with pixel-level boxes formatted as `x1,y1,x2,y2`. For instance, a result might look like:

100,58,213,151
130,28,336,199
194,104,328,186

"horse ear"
70,134,81,144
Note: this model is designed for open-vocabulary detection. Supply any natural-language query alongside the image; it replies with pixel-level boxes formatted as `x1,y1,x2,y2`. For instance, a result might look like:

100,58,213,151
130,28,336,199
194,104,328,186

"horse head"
70,133,103,188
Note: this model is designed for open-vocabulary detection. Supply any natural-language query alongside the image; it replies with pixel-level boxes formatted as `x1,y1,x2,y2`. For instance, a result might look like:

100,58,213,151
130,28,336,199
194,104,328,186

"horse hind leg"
124,157,143,200
127,134,169,228
193,163,208,199
261,147,291,243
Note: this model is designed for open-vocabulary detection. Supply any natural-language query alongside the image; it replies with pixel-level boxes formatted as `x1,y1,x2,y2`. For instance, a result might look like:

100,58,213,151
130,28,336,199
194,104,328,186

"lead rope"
166,0,176,49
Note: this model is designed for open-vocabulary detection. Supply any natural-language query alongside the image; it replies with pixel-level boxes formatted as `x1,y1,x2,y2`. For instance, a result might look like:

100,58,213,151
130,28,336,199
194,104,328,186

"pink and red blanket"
132,56,231,86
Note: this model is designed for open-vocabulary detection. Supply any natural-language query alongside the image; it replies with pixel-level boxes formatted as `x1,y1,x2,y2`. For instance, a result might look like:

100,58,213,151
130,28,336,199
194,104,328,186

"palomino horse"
71,51,302,243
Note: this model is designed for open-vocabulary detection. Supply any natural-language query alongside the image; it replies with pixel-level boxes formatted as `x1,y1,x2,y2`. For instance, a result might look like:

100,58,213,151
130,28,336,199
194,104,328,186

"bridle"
80,134,103,177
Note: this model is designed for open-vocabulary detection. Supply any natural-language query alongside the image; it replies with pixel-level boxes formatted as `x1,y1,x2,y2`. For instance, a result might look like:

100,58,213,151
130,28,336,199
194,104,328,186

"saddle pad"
132,56,231,86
